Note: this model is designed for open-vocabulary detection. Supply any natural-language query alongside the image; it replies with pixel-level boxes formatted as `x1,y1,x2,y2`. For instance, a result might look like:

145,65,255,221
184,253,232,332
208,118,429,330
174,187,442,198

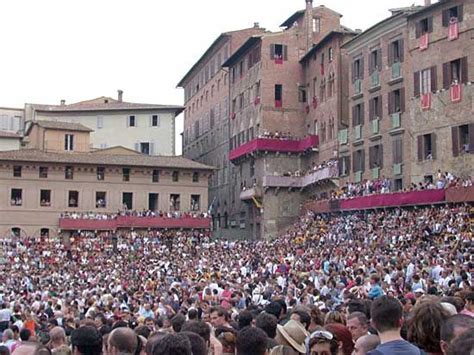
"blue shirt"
368,284,384,299
368,339,423,355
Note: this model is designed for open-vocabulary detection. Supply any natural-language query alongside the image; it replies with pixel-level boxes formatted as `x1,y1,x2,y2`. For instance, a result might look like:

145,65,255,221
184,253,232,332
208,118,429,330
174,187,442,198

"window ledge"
389,128,405,136
388,76,403,86
368,85,381,93
352,139,364,147
351,93,364,101
369,134,383,142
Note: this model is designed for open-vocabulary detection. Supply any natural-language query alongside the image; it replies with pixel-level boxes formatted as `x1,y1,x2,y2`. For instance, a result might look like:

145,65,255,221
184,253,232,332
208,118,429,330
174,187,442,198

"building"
0,121,213,238
178,25,267,238
0,107,24,152
341,6,422,190
24,91,183,156
406,0,473,183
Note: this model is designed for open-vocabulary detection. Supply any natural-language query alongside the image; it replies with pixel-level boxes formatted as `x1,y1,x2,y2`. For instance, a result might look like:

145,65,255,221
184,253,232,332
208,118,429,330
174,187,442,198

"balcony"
240,186,263,201
393,163,402,176
262,164,339,189
354,79,362,95
58,216,212,230
229,135,319,162
371,167,380,179
391,112,401,129
339,129,348,145
391,62,401,79
353,125,362,141
370,71,380,88
371,119,380,135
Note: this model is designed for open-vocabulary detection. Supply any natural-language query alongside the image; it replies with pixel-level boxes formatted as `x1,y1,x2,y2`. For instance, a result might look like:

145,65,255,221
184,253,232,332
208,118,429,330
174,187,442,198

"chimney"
117,89,123,102
253,22,259,28
60,100,66,106
304,0,314,53
424,0,431,6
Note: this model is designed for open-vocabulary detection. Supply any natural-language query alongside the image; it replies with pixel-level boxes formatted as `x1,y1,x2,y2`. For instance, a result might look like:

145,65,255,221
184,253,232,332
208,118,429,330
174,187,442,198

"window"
393,138,403,165
352,58,364,81
11,189,22,206
339,156,350,176
122,192,133,210
273,44,284,59
328,47,333,62
97,167,105,181
443,5,463,26
369,96,382,120
298,86,307,103
122,168,130,182
64,134,74,151
352,103,365,127
388,88,405,114
148,193,159,211
65,166,73,180
140,142,150,155
170,194,180,211
452,124,473,156
352,149,365,173
417,133,436,160
96,192,106,208
127,115,136,127
39,166,48,178
40,190,51,207
369,144,383,168
152,169,160,183
13,166,22,177
191,195,200,211
313,17,321,33
192,172,199,183
275,84,283,107
414,67,437,96
172,171,179,182
97,116,104,129
151,115,160,127
68,191,79,208
369,49,381,73
389,39,404,64
416,17,433,38
443,57,468,87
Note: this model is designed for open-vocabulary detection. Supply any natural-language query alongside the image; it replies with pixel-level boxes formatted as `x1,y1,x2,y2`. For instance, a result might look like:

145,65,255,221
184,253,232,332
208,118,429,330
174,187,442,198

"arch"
3,227,28,240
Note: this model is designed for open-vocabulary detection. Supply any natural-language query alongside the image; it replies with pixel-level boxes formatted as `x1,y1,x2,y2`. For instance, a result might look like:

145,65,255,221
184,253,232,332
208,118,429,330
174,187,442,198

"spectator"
70,326,102,355
352,334,379,355
440,314,474,355
256,312,279,350
151,333,192,355
107,327,138,355
236,327,268,355
346,312,369,342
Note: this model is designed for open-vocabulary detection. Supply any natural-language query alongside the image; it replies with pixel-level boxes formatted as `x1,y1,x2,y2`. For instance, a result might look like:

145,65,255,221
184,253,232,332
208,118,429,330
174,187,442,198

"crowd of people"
258,131,300,141
0,201,473,354
60,210,210,220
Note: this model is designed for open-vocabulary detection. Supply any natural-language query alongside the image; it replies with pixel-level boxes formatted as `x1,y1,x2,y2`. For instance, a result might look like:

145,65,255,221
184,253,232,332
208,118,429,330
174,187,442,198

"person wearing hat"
275,319,309,354
308,330,338,355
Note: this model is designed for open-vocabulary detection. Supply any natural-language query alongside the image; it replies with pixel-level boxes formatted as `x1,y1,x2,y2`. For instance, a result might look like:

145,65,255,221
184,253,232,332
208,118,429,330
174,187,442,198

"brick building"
406,0,474,183
0,121,213,237
178,26,266,238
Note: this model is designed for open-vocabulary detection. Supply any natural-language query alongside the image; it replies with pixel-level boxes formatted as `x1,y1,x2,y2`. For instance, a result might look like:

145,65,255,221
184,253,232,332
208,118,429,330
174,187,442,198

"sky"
0,0,431,154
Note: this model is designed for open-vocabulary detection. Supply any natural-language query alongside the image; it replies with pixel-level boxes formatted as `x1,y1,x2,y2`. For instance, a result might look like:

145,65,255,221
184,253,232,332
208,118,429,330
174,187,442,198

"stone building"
24,91,183,156
0,121,213,237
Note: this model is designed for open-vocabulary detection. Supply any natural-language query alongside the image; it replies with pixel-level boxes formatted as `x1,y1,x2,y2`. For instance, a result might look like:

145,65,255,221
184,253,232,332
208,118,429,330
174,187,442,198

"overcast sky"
0,0,430,154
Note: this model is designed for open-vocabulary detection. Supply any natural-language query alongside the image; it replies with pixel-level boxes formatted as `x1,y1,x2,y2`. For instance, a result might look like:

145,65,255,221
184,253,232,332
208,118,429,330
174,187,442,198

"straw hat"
275,320,309,354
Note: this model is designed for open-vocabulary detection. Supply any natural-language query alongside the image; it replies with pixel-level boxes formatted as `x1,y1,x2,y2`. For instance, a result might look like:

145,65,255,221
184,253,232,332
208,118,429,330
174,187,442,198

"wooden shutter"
360,102,365,125
399,39,404,63
377,49,382,70
442,10,450,27
352,151,358,172
352,106,357,127
469,124,474,154
270,44,275,59
352,61,356,83
458,5,464,22
461,57,468,84
430,66,437,92
346,156,351,175
283,45,288,61
369,98,374,120
369,146,375,168
360,57,365,79
379,145,383,168
126,117,130,127
377,96,383,119
431,133,437,159
400,88,406,113
417,135,423,161
443,62,451,88
369,52,374,74
361,149,365,172
414,71,420,97
427,17,433,33
388,92,393,115
452,127,459,157
388,42,394,66
415,21,422,38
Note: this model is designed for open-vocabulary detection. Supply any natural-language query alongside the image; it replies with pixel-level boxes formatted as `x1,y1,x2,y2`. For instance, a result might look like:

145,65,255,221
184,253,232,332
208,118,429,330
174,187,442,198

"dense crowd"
60,210,210,220
0,202,473,354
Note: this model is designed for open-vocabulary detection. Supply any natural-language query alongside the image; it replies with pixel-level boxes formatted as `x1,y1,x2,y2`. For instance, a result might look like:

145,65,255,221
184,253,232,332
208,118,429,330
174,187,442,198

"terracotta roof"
33,120,93,132
30,97,184,115
0,149,215,171
0,131,22,139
